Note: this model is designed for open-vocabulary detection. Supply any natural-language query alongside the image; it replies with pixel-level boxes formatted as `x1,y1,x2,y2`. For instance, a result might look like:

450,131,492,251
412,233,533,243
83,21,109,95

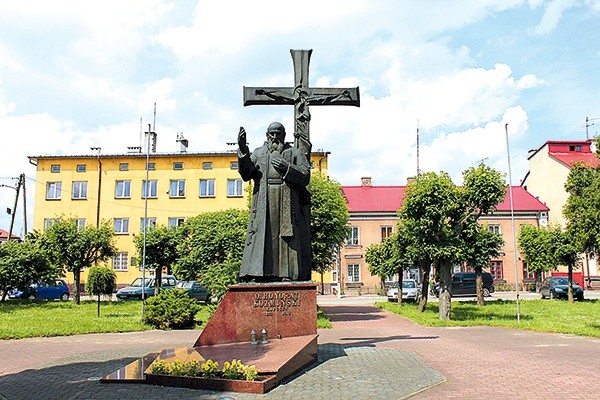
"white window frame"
72,181,88,199
119,163,129,171
199,179,216,197
46,182,62,200
173,162,184,170
51,164,61,173
44,218,58,229
202,162,213,170
381,225,393,242
489,224,501,235
348,264,361,282
227,178,243,197
142,180,158,199
169,179,186,198
76,164,87,172
347,226,360,245
115,180,131,198
140,217,157,232
112,252,129,271
76,218,86,230
114,218,129,234
168,217,185,228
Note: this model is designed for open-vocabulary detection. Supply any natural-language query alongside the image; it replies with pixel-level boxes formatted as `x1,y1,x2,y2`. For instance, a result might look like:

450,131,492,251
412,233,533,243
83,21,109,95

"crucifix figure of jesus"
237,49,360,282
243,49,360,158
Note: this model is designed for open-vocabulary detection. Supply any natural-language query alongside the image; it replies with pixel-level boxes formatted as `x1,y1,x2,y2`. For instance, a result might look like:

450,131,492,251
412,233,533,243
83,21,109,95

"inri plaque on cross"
243,49,360,157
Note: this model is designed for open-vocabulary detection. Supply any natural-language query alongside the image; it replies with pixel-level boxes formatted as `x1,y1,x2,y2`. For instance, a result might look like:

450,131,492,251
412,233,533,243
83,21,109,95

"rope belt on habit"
267,179,283,184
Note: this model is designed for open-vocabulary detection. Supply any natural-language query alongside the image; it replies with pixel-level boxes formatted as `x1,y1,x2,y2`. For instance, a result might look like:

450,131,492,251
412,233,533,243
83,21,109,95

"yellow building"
28,143,329,287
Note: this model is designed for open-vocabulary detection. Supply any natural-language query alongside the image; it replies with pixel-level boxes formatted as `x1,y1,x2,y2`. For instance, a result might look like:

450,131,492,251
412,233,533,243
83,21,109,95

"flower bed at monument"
151,358,259,381
146,358,277,394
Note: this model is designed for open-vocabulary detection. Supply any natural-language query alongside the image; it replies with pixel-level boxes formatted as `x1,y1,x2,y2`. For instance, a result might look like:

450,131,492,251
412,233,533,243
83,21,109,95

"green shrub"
201,359,220,378
143,289,200,329
86,266,116,297
221,359,258,381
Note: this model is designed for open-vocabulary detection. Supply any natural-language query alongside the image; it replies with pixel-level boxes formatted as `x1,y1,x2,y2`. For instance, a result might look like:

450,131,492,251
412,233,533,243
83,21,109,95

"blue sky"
1,0,599,236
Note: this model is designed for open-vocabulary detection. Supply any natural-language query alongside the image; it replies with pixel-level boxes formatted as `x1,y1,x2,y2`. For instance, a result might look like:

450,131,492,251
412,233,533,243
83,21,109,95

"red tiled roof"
549,153,600,168
342,186,406,213
0,228,20,240
496,186,549,212
342,185,548,213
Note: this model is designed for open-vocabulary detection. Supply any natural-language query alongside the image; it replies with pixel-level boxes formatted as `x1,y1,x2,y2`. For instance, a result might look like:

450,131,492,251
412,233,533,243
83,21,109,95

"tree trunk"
155,267,162,295
438,261,452,320
475,267,484,306
73,270,81,305
97,293,101,317
398,270,404,306
568,265,574,303
418,263,430,312
320,274,324,295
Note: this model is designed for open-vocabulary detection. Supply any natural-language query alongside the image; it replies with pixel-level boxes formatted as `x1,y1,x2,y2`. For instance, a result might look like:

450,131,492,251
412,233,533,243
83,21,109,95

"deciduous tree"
310,173,350,293
42,217,116,304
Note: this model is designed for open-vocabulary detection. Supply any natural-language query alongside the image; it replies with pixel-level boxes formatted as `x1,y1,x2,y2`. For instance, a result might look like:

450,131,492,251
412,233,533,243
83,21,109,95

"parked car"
175,281,211,303
433,272,495,297
540,276,584,300
387,279,420,302
8,279,70,301
116,275,177,300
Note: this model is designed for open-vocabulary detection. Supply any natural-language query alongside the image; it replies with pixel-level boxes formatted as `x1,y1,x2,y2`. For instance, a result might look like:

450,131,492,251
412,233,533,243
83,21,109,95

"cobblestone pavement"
2,300,600,399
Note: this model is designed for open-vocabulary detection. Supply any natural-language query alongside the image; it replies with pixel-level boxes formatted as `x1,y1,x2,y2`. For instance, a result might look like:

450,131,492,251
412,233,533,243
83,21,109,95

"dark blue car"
8,279,70,301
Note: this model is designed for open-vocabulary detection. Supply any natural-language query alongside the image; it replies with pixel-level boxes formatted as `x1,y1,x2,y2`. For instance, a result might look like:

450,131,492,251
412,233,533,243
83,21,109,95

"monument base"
101,282,318,394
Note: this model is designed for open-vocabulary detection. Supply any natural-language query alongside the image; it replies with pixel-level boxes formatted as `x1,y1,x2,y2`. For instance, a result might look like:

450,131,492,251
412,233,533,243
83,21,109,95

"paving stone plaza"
2,298,600,399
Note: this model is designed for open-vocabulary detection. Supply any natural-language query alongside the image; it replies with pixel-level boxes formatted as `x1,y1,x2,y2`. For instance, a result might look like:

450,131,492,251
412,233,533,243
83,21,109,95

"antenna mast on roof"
139,117,143,149
585,116,600,140
153,102,157,133
416,119,421,175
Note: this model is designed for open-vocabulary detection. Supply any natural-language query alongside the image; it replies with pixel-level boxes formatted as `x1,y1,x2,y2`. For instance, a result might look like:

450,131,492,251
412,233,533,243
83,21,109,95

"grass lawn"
0,300,213,340
1,300,332,340
376,299,600,338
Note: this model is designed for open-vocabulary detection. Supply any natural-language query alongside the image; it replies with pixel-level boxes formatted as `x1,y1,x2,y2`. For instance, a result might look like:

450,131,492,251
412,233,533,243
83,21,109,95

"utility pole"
90,147,102,227
6,174,24,241
585,116,600,140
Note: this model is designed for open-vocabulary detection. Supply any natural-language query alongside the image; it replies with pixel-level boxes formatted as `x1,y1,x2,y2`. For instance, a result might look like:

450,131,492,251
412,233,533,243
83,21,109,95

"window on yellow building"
72,181,87,200
113,252,128,271
200,179,216,197
168,217,185,228
230,161,239,170
173,162,184,170
140,217,157,232
46,182,62,200
114,218,129,234
44,218,58,229
227,179,243,197
348,264,360,282
51,164,61,173
77,218,85,230
142,180,157,199
115,180,131,198
169,179,186,198
76,164,86,172
381,226,393,242
203,162,213,170
119,163,129,171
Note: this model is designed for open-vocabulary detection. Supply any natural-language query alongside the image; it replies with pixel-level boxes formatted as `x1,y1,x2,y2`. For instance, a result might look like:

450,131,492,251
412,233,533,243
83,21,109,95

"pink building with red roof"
521,139,599,278
331,177,549,295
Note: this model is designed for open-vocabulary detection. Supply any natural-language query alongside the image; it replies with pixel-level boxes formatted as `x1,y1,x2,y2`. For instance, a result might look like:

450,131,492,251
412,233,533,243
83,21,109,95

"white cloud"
532,0,579,35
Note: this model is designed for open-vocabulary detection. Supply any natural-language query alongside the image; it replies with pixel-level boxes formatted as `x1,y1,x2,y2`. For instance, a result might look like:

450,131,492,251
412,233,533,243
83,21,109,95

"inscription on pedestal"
252,291,301,317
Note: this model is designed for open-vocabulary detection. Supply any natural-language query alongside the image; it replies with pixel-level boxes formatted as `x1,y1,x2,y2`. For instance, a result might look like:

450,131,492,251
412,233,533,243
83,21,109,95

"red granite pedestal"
101,282,318,394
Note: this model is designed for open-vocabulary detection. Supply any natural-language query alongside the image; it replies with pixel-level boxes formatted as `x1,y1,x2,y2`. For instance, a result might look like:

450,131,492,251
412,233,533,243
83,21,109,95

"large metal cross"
243,49,360,157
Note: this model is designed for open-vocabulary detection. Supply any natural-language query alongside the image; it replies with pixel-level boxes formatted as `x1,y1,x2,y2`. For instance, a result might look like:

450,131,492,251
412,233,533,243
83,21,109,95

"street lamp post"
505,123,520,322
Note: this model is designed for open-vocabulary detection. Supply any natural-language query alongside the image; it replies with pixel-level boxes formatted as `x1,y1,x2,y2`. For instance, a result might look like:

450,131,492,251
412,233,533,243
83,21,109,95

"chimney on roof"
176,132,188,153
361,176,372,187
144,131,157,153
